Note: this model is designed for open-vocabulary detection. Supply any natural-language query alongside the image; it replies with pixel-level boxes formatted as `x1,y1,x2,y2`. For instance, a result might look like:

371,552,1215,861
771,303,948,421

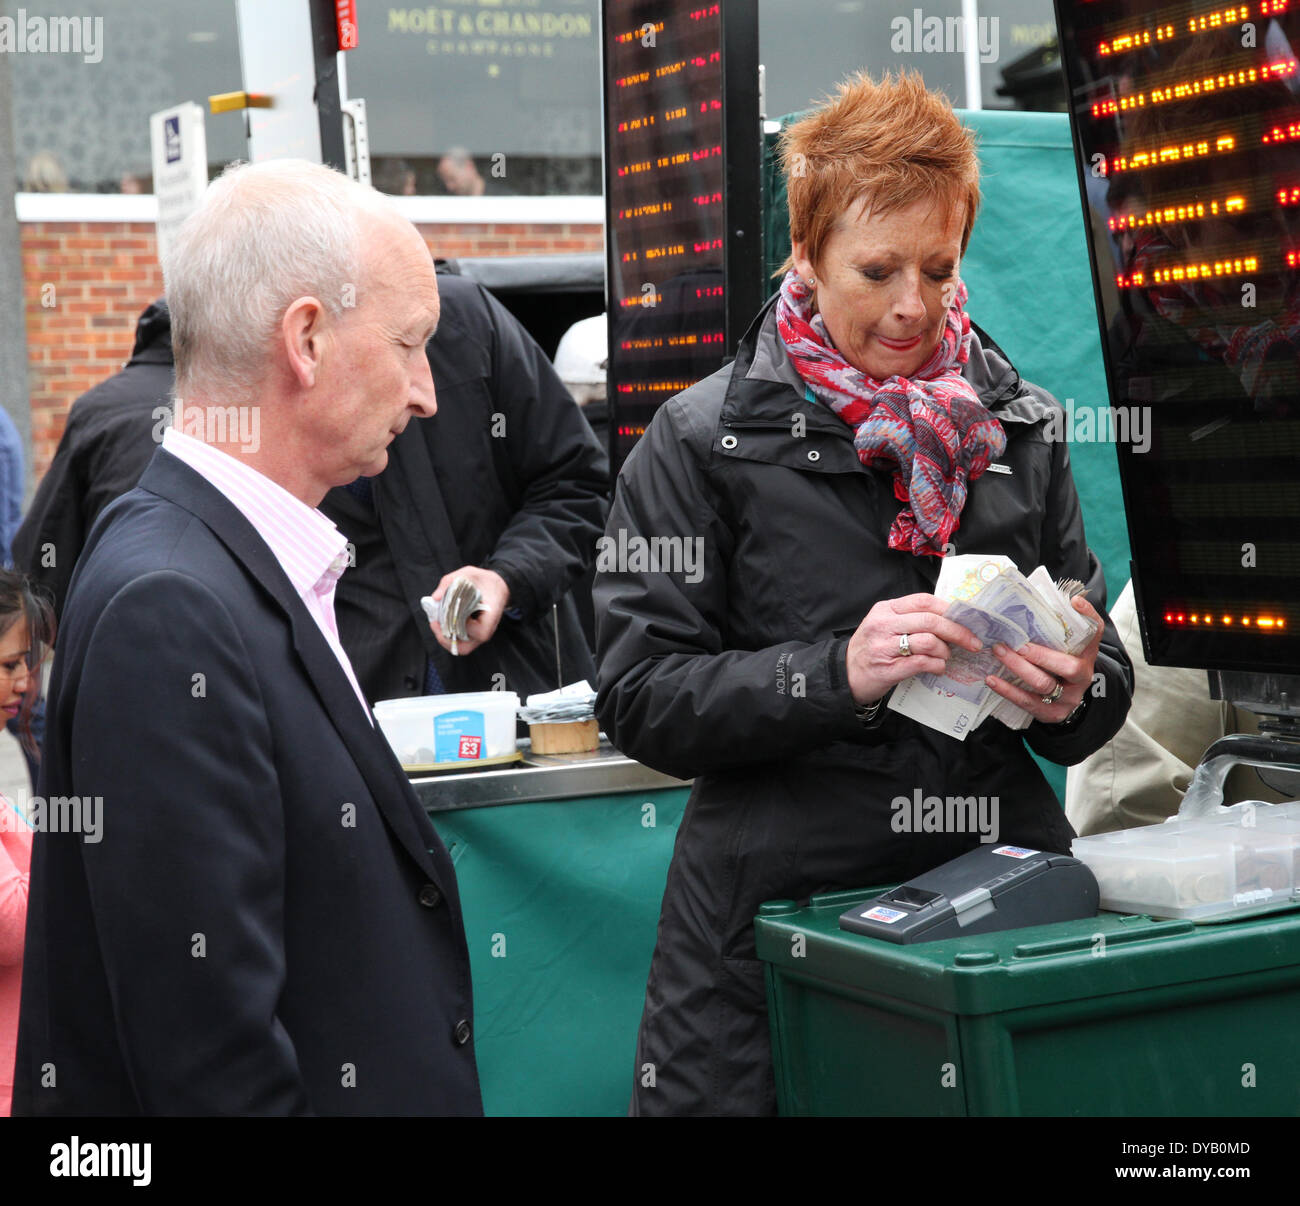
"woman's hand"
846,593,983,705
983,596,1105,724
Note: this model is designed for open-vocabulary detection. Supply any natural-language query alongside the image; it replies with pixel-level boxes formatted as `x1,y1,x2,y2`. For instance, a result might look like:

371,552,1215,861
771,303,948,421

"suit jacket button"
454,1019,472,1046
418,883,443,908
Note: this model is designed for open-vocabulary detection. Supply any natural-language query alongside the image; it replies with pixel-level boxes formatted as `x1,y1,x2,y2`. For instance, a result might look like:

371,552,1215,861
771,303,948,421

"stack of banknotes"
419,577,483,657
887,554,1098,740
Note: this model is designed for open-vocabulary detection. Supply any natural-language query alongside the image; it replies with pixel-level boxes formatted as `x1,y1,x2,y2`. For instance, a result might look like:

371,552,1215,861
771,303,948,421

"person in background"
437,148,487,197
320,268,609,705
553,312,608,445
375,158,418,197
595,71,1132,1116
0,570,55,1116
14,299,173,622
1065,580,1298,834
551,312,609,652
21,152,67,193
0,409,23,567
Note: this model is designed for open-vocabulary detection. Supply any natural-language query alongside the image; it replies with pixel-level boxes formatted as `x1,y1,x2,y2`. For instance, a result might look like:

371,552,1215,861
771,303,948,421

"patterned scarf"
775,268,1006,558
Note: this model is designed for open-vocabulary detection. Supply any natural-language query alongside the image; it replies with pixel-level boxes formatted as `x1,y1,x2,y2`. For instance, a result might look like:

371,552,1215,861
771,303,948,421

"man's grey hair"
163,159,397,402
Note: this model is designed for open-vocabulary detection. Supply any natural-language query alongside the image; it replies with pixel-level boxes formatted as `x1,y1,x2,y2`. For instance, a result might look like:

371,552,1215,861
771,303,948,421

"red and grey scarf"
775,268,1006,558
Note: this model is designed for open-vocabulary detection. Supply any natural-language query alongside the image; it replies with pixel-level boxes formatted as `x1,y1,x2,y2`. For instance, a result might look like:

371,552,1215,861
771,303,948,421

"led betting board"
1056,0,1300,671
602,0,761,472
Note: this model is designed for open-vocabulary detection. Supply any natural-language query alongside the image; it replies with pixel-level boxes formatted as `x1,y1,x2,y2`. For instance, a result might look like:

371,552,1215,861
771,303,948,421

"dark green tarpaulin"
429,788,690,1115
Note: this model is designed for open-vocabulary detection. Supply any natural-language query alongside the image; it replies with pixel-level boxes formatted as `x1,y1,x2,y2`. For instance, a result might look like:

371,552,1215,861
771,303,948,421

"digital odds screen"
1056,0,1300,672
602,0,729,472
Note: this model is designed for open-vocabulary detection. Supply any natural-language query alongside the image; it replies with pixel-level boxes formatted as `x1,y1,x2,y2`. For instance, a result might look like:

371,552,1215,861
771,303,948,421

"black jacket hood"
130,298,172,363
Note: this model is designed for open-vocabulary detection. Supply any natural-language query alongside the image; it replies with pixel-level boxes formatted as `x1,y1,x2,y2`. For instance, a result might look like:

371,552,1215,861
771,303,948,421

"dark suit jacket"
13,449,483,1116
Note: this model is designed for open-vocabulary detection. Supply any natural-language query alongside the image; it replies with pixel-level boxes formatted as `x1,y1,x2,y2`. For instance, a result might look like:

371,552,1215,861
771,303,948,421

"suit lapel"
138,450,447,884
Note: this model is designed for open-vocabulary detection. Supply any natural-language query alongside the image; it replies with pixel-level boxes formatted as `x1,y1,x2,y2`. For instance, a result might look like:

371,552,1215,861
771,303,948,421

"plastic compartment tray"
1073,802,1300,921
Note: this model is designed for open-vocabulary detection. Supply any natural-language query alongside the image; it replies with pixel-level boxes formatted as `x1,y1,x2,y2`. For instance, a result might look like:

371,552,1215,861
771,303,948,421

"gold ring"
1041,681,1064,705
898,633,912,657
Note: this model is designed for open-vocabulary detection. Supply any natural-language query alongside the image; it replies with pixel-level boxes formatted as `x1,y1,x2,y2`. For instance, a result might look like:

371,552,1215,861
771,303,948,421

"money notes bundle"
887,554,1098,740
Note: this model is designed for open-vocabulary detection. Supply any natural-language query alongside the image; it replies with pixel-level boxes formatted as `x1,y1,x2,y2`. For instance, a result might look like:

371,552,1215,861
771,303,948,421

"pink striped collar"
160,426,349,599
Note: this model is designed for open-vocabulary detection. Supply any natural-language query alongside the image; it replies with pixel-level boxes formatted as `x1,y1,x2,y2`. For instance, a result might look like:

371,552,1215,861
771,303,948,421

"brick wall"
21,220,604,479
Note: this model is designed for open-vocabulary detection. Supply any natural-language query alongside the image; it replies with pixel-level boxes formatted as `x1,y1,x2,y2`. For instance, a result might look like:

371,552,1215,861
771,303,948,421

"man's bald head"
163,159,402,403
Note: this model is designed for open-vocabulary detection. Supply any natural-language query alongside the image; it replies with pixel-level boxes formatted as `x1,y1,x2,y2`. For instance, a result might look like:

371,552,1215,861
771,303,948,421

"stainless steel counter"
411,738,692,812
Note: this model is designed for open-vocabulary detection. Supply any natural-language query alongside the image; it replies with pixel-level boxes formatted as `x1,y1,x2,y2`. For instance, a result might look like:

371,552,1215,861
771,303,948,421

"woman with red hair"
595,71,1134,1115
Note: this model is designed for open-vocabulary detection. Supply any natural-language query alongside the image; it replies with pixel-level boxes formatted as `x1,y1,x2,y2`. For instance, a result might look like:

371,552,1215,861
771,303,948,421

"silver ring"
1041,681,1064,705
898,633,911,658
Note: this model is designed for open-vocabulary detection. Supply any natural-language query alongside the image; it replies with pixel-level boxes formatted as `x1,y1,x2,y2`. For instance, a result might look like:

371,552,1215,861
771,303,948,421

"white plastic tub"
1073,802,1300,921
373,692,520,770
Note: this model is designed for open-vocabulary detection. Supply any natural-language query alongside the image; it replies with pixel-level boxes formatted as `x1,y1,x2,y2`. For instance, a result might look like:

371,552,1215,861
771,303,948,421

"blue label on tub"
434,710,486,762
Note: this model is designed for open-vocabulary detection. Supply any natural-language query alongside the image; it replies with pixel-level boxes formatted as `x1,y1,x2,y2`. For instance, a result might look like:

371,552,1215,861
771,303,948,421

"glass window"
11,0,245,193
759,0,1064,119
351,1,601,196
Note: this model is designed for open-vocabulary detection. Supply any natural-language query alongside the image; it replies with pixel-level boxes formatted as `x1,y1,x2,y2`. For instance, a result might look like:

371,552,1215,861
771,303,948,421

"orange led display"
1091,61,1295,117
1148,256,1258,282
616,381,698,393
1111,134,1233,172
1098,1,1288,58
1262,120,1300,142
618,202,673,219
615,21,664,44
1189,4,1251,32
1164,611,1286,628
1099,24,1174,55
1108,194,1246,229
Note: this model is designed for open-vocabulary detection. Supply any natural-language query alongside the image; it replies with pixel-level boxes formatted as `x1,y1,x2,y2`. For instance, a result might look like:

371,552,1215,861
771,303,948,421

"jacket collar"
137,448,447,884
722,291,1056,431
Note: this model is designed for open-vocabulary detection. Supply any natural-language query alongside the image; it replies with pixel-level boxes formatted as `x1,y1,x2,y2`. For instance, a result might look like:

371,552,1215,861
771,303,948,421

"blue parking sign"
165,115,181,164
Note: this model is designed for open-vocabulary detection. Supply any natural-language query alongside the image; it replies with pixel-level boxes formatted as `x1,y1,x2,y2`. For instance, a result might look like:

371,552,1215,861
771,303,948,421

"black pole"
721,0,763,352
308,0,346,172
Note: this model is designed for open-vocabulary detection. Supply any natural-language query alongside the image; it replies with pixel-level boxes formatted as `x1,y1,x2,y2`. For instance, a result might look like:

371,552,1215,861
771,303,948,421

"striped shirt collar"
161,426,349,599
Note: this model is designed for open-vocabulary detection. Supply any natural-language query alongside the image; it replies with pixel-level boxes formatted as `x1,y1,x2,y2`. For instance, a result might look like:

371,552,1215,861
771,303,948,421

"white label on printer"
861,905,908,924
991,845,1038,858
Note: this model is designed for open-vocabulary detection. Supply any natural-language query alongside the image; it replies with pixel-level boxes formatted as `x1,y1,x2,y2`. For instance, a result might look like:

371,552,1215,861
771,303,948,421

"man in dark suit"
13,159,483,1115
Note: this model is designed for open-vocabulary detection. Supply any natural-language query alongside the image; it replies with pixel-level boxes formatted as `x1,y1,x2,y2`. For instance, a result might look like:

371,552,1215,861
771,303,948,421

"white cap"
553,314,608,386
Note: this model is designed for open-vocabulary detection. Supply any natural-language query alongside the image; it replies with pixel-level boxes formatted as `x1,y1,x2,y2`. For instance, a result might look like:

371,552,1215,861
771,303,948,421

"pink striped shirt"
161,427,372,721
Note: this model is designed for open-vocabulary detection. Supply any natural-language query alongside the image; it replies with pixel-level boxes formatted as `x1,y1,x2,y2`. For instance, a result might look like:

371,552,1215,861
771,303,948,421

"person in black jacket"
13,298,173,621
15,280,608,708
594,72,1134,1116
321,268,609,705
